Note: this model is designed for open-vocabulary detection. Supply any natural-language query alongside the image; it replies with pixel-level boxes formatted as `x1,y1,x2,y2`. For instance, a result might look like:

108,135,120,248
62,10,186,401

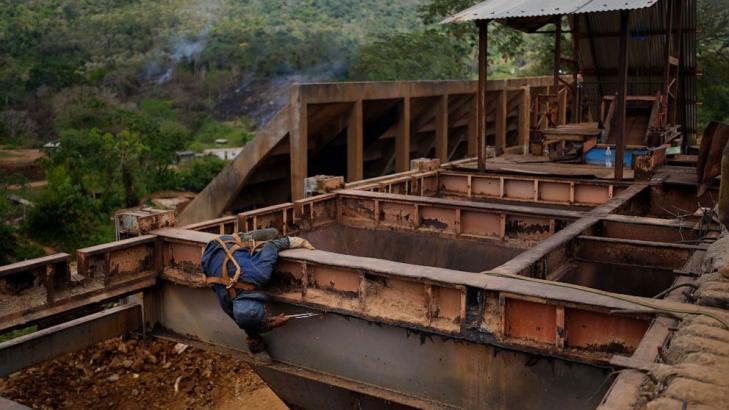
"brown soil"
0,335,287,410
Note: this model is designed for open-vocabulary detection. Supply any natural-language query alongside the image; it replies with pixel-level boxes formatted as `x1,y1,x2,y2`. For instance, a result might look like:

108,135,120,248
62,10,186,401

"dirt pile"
0,335,286,410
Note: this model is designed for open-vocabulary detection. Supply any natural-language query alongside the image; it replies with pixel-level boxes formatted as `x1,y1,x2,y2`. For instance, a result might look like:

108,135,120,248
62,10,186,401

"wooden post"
467,94,478,156
435,94,448,163
518,87,531,153
662,0,674,110
673,0,684,132
477,20,489,171
572,15,581,123
495,90,507,149
347,100,364,182
553,16,562,94
395,97,411,172
615,10,630,181
289,87,307,200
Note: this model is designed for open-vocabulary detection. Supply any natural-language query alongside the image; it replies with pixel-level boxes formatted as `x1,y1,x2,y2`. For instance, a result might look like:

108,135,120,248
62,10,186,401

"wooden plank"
468,94,478,156
518,87,530,152
495,89,507,148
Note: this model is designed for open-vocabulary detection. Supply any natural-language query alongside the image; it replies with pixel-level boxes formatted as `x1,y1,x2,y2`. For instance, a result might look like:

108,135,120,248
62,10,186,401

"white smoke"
148,0,221,85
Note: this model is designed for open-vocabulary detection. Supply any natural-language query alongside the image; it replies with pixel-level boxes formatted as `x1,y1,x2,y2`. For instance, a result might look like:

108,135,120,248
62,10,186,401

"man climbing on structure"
200,228,315,363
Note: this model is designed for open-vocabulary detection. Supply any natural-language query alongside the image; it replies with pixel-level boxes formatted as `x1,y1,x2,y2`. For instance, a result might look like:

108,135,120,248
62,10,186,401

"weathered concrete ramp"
178,77,560,225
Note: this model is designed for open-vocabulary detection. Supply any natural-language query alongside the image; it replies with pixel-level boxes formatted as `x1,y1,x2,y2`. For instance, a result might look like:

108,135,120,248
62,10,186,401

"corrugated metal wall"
575,0,696,139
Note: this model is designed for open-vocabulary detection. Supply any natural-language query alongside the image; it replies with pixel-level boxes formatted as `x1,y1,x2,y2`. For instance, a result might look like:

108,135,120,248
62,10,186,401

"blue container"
584,146,648,169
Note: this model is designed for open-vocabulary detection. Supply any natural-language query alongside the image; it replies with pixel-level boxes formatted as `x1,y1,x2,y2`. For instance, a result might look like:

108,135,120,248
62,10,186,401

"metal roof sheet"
443,0,659,23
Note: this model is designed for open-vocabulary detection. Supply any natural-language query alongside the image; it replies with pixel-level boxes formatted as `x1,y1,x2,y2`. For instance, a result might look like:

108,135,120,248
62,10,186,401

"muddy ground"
0,335,287,410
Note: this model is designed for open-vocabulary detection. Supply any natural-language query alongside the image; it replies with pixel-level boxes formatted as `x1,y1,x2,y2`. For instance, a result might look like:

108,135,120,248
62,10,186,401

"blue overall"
200,236,290,338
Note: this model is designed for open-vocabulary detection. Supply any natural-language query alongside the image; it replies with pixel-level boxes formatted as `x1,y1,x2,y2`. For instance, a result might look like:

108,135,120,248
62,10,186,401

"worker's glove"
288,236,315,250
264,313,290,329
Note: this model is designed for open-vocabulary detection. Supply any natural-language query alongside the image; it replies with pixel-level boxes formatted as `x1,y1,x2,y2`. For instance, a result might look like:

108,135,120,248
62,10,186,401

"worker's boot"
246,336,272,365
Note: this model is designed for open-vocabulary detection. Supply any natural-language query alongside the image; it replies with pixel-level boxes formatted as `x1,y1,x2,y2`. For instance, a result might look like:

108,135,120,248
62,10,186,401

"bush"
173,156,226,192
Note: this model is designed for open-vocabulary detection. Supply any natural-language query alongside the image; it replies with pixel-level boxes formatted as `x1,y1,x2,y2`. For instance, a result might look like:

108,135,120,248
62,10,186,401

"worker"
200,228,315,363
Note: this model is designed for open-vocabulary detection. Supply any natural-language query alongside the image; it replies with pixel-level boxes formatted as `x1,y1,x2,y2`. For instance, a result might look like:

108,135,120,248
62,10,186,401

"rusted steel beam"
151,284,608,409
0,253,70,305
0,303,143,376
598,257,701,410
182,215,237,234
1,236,158,332
150,226,729,365
436,170,623,207
575,236,701,271
599,214,713,243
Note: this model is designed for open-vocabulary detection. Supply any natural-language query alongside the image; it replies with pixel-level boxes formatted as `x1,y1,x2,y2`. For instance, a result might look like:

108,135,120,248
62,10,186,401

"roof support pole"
673,0,684,132
662,0,674,121
395,97,411,172
571,15,581,123
467,94,478,156
347,100,364,182
553,16,562,93
615,10,631,181
477,20,489,171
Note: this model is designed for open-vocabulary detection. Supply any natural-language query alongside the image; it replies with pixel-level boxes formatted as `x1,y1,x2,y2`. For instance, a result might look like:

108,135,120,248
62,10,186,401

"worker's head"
232,293,267,333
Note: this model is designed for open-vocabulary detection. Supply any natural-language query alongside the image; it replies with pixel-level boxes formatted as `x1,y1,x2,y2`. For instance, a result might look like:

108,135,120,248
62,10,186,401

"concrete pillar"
347,100,364,182
395,97,411,172
289,88,307,200
435,94,448,163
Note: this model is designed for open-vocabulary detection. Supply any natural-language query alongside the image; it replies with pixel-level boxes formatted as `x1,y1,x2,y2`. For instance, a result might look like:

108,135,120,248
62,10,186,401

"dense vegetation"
1,0,728,258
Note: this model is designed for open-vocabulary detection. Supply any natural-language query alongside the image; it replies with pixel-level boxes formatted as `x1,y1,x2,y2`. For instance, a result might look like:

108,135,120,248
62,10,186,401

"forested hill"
0,0,425,147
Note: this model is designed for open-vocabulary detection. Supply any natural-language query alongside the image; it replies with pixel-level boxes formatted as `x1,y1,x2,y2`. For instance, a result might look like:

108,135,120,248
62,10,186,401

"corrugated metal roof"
443,0,659,23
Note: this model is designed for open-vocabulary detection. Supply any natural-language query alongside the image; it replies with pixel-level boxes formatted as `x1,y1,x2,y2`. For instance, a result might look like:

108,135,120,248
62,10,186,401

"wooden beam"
289,88,308,200
614,10,630,181
395,97,411,172
518,87,531,152
477,20,489,171
495,90,507,148
347,100,364,182
435,94,448,162
467,94,478,156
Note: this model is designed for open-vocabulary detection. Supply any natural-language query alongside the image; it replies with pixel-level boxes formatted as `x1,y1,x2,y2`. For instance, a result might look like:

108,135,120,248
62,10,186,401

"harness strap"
205,276,257,291
210,234,267,299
